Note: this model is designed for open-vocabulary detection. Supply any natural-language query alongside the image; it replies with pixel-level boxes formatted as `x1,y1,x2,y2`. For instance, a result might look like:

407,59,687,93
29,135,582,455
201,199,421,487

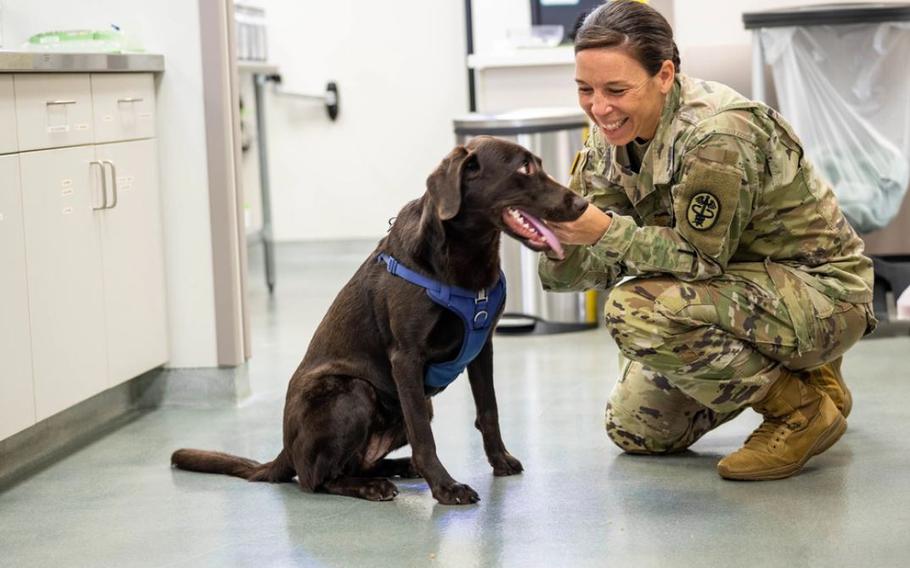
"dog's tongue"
516,208,564,260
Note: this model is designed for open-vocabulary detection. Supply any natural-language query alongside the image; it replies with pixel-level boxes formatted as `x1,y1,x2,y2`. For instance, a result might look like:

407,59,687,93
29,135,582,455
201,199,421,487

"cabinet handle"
101,160,118,209
117,97,144,103
46,99,76,106
90,161,107,211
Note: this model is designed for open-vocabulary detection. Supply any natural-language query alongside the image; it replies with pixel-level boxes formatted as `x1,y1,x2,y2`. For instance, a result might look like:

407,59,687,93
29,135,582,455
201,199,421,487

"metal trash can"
453,107,597,334
744,3,910,330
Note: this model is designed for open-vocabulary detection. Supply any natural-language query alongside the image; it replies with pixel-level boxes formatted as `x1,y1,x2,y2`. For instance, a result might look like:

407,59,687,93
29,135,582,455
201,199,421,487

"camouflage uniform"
539,74,876,454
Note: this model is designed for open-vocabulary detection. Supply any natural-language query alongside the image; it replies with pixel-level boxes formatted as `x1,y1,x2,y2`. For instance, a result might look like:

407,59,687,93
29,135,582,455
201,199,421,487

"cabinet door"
0,155,36,438
20,146,109,420
91,74,156,144
95,140,168,383
14,74,93,152
0,76,18,155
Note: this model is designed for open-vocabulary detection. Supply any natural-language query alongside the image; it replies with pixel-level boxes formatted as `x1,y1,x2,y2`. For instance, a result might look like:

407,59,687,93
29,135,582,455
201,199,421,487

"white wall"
259,0,468,242
2,0,220,367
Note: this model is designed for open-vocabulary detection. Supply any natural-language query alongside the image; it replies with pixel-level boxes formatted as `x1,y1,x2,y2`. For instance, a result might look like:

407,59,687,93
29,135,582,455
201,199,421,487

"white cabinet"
14,74,94,152
0,76,18,154
19,146,110,419
0,155,36,438
95,140,168,384
1,72,168,432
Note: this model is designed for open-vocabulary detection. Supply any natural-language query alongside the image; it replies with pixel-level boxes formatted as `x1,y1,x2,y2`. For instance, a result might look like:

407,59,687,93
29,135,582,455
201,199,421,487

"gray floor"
3,240,910,567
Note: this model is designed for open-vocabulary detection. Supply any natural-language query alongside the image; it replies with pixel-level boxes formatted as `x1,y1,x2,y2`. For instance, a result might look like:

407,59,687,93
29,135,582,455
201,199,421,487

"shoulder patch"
686,192,720,230
673,158,742,258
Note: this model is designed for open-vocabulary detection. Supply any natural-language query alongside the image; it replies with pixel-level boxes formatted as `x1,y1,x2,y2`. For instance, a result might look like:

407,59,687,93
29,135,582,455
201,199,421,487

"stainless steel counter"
0,52,164,73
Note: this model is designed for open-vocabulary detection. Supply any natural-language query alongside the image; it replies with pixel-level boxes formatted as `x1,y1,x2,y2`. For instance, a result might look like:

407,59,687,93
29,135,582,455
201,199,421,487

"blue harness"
377,253,506,389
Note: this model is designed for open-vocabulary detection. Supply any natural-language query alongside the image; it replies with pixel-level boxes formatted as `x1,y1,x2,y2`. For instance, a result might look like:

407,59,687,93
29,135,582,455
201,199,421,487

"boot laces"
744,419,788,448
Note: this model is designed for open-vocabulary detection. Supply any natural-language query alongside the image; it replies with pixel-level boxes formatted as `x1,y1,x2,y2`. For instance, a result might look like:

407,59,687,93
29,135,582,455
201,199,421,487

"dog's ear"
426,145,474,221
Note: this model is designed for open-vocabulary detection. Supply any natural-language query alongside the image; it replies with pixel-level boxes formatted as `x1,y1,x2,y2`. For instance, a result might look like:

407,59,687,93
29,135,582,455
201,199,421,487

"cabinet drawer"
14,74,93,152
91,73,156,143
0,76,18,154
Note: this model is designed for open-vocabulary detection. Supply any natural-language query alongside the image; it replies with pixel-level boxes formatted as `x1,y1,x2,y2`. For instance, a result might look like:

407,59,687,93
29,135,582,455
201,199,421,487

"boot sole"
718,414,848,481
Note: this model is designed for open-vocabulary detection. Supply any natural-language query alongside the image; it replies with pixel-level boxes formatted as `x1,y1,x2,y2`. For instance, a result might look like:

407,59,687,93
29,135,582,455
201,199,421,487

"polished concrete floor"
2,240,910,567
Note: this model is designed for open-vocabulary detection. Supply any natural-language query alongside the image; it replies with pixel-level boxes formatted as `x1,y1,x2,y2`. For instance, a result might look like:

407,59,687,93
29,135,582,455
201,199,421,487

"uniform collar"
649,77,682,186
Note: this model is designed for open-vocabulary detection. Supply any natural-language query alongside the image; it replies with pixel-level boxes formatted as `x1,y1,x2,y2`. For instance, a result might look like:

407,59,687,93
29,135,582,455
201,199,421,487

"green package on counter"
24,26,144,53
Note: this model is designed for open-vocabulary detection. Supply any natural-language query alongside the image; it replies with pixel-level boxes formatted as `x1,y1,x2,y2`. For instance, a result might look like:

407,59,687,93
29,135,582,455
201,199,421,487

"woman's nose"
590,93,613,118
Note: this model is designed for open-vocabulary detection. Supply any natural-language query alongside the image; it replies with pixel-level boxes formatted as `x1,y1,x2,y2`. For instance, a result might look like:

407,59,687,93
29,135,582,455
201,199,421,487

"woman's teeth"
603,118,627,132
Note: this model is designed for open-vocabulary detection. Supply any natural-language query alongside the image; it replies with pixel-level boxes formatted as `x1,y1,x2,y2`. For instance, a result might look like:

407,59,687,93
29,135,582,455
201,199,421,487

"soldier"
539,0,876,480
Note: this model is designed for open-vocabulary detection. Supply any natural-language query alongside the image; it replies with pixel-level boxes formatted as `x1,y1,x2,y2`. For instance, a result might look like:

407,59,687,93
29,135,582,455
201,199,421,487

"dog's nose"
570,193,588,213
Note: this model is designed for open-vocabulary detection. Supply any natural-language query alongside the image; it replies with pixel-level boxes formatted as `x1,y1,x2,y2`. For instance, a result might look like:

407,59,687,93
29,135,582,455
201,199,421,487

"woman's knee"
605,400,693,455
603,278,681,360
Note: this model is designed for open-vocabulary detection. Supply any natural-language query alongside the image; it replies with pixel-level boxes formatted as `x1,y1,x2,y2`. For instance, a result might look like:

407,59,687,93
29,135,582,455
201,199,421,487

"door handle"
90,161,107,211
46,99,77,106
101,160,118,209
117,97,144,104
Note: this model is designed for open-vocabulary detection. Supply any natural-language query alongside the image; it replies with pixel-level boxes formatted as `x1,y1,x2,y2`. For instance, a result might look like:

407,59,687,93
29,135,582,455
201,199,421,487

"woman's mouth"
601,117,628,133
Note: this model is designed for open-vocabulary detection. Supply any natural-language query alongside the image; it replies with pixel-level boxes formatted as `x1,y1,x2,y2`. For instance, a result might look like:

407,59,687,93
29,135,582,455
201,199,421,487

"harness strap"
376,253,506,388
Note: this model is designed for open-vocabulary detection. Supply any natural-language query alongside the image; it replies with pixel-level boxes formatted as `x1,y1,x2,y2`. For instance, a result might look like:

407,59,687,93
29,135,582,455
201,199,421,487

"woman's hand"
546,204,612,246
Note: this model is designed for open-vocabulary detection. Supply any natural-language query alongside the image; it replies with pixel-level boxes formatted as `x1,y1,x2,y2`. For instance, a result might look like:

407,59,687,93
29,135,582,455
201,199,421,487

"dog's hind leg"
361,458,421,479
288,376,401,501
321,477,399,501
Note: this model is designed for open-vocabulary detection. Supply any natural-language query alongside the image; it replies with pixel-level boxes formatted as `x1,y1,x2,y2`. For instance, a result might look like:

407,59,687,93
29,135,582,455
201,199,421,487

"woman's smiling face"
575,48,675,146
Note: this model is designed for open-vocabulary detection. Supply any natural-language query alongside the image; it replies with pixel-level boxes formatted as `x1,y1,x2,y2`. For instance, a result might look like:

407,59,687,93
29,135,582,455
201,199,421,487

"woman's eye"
608,88,627,96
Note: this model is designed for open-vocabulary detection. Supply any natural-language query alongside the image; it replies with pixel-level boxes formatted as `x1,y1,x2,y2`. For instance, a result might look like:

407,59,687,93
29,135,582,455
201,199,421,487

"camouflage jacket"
539,74,874,304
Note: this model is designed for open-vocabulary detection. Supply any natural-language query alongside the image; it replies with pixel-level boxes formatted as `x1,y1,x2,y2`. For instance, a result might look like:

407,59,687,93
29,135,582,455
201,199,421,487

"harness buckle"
475,288,488,304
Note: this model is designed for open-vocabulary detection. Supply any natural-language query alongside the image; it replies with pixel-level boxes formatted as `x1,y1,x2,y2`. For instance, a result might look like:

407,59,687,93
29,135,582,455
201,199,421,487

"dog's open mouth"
502,207,565,260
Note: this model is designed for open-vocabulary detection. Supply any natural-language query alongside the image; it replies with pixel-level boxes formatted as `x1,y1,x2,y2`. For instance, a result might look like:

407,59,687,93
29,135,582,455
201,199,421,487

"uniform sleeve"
538,130,637,291
595,128,761,281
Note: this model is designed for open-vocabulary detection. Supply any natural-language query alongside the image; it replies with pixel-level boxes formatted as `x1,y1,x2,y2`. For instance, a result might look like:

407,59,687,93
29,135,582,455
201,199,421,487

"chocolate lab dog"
171,136,588,504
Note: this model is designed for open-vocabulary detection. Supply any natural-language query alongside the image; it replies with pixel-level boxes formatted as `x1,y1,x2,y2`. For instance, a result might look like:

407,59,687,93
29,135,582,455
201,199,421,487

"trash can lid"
743,2,910,29
453,107,589,136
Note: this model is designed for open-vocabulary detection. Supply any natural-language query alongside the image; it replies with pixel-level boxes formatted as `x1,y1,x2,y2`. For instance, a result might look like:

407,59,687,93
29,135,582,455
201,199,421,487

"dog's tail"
171,448,294,483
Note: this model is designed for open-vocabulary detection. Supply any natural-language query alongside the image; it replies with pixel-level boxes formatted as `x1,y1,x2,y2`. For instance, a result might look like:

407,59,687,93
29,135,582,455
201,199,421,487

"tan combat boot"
803,357,852,418
717,369,846,480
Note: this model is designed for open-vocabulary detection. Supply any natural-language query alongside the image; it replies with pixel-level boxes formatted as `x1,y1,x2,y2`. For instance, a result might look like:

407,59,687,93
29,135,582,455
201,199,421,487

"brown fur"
171,137,588,504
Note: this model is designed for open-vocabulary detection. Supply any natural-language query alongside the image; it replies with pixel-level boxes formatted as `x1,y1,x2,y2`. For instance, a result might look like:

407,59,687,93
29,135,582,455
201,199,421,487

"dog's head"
425,136,588,260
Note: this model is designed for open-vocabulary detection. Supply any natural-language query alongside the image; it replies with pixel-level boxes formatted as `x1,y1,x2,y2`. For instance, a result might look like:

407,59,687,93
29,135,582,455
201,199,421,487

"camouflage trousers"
603,261,872,454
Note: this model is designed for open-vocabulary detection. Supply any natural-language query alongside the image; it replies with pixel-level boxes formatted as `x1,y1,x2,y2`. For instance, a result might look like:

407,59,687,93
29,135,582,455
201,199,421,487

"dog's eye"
518,159,536,175
464,155,480,172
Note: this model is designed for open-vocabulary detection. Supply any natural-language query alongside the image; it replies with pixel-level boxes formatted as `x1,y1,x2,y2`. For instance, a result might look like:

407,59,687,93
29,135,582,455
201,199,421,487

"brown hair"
574,0,681,74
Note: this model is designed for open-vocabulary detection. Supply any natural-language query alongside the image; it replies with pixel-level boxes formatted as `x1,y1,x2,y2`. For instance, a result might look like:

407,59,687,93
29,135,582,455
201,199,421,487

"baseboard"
131,365,251,408
0,365,250,490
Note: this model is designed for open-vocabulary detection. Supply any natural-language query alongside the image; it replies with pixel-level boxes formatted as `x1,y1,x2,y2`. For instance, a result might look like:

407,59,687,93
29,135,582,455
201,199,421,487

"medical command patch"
686,192,720,231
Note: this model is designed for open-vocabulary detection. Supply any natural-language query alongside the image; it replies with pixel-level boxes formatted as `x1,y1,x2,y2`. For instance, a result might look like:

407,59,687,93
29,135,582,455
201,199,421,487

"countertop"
0,51,164,73
467,46,573,70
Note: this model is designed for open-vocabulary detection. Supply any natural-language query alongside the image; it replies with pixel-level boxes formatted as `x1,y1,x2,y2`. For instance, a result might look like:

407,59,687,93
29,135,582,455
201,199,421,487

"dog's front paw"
490,452,524,476
432,482,480,505
360,479,400,501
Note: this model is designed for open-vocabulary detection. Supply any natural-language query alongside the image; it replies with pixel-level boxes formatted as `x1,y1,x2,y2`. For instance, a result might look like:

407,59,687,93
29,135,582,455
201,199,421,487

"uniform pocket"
765,260,852,355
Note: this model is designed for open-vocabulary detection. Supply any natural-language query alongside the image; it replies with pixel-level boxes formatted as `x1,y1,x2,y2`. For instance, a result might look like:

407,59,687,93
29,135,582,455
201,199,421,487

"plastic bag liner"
761,23,910,233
